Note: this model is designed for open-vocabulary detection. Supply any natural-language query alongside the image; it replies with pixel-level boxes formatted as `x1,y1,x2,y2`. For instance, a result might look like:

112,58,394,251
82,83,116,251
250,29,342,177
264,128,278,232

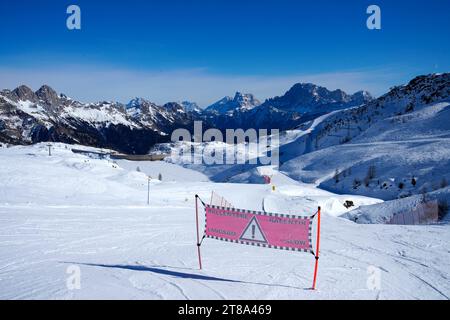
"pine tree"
334,169,340,183
364,165,376,187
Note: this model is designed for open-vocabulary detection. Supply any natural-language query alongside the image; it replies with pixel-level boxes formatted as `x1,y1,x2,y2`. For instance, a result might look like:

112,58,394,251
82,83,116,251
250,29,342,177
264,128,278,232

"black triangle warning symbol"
239,216,268,244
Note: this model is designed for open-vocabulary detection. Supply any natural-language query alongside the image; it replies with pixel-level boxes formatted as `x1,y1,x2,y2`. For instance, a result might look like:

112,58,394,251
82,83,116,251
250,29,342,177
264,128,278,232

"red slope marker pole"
195,195,203,270
312,206,321,290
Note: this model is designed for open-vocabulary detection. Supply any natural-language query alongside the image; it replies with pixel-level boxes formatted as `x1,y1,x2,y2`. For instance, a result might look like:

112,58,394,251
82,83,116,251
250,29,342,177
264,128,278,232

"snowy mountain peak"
35,85,60,106
350,90,374,105
206,92,261,114
125,97,160,117
179,101,201,112
207,96,232,109
126,97,151,109
163,102,185,113
12,85,37,102
233,92,261,110
262,82,373,112
353,90,373,99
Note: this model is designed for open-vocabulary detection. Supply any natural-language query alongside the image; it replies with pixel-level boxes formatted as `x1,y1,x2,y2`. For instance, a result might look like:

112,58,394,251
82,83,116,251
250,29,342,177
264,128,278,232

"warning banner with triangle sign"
195,194,322,290
204,204,313,252
239,216,268,244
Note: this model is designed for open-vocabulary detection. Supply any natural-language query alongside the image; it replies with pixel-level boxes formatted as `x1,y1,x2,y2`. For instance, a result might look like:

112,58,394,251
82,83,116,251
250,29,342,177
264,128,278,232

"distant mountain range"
203,84,373,131
1,74,447,154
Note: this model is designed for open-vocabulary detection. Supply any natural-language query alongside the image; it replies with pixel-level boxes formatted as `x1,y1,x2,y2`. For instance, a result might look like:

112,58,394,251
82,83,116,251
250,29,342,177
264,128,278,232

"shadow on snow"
62,262,308,290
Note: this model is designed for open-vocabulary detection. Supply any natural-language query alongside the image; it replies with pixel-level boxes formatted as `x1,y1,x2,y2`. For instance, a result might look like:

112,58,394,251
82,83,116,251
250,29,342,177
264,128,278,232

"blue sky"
0,0,449,106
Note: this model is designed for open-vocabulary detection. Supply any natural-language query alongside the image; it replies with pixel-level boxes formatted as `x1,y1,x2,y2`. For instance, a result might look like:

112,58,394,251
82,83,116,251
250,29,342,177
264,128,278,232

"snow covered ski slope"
0,143,449,299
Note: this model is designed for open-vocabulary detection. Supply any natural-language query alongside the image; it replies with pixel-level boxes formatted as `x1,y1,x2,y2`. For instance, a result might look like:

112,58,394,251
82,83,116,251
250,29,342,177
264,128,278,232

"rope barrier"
195,194,207,207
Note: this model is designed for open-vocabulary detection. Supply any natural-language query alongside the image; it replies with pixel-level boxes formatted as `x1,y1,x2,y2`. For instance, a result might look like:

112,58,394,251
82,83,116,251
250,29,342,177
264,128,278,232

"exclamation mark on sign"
252,225,255,239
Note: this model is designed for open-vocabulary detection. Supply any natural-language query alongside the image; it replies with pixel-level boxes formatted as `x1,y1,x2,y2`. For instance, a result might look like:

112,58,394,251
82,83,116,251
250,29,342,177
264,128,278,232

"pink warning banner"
205,205,313,252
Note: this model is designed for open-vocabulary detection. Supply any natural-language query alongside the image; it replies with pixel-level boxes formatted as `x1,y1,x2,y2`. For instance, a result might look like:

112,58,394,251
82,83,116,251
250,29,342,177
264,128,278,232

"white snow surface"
0,143,449,299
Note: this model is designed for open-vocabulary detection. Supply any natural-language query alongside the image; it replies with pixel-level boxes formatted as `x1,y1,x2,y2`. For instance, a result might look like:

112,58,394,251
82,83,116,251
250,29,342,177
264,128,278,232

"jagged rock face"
11,85,38,102
351,91,373,105
163,102,185,113
35,85,60,107
205,92,261,114
179,101,201,112
126,98,159,117
232,92,261,111
262,83,372,111
384,73,450,103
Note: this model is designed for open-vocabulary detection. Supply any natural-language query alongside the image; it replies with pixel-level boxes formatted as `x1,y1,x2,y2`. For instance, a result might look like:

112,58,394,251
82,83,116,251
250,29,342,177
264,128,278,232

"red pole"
312,206,321,290
195,195,203,270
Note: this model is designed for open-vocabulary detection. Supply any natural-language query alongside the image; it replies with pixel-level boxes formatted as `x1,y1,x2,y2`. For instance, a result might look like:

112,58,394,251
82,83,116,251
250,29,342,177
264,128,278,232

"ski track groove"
408,272,449,299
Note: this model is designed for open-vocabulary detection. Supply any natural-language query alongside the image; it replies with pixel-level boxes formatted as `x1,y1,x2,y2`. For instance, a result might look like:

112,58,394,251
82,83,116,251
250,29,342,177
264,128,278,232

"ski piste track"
0,143,449,299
